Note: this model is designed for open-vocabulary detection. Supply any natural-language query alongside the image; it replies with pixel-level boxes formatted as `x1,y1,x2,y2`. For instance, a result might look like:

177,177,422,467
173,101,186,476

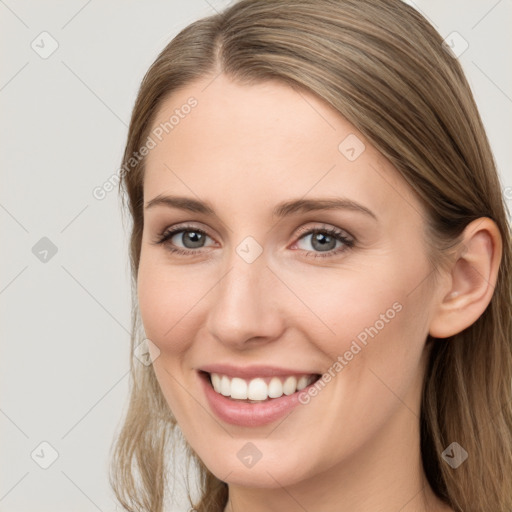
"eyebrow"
144,194,377,220
145,194,215,215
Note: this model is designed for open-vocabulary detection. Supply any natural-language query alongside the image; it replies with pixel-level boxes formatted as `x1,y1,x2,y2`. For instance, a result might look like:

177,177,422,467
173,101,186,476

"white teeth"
231,378,247,399
247,378,268,400
209,373,316,401
211,373,221,392
283,376,297,395
268,377,283,398
220,375,231,396
297,375,309,390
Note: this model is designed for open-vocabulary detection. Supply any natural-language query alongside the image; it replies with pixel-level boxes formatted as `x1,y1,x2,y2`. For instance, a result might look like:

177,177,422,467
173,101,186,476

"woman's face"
138,74,440,488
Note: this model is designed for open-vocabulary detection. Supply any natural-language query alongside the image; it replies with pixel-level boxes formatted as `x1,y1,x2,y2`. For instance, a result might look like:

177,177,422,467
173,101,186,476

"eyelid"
158,221,214,238
292,223,354,240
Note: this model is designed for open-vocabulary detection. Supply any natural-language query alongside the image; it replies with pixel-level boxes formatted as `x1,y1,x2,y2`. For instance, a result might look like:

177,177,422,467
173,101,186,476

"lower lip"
199,372,317,427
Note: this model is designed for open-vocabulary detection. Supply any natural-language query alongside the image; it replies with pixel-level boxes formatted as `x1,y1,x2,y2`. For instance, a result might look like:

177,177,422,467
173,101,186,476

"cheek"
136,257,209,423
278,264,400,342
283,258,430,376
137,253,228,365
137,256,199,352
282,267,430,462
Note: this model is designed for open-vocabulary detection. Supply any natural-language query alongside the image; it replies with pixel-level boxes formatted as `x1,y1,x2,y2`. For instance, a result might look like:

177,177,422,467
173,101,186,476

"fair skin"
137,74,501,512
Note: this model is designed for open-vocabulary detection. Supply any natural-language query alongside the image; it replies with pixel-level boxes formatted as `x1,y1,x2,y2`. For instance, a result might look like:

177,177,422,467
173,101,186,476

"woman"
110,1,512,511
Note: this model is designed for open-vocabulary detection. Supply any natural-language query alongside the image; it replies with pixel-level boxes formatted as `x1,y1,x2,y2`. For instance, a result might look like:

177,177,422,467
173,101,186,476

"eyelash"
153,224,355,259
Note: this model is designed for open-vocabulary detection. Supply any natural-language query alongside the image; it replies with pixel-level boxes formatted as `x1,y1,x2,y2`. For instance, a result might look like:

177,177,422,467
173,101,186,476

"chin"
199,447,315,489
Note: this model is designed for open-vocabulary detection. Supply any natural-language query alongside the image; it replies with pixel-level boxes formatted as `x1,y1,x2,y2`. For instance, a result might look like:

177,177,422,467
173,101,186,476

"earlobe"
428,218,502,339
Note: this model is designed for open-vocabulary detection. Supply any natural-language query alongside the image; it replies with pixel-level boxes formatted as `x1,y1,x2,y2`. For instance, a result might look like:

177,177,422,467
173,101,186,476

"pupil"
312,232,335,251
183,231,204,248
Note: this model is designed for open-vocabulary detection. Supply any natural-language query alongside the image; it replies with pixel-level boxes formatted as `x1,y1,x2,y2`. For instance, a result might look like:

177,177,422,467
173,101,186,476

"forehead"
147,74,359,165
143,74,421,222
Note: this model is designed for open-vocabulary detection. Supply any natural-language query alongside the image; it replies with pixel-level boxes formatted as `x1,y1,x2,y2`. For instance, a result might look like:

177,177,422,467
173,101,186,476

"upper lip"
198,364,320,379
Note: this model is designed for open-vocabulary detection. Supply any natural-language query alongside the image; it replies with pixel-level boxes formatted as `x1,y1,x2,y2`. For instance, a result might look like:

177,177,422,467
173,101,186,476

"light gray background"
1,1,511,511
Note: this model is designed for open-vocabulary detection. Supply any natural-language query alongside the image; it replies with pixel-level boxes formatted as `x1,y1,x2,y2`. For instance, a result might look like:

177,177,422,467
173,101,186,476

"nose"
205,251,286,350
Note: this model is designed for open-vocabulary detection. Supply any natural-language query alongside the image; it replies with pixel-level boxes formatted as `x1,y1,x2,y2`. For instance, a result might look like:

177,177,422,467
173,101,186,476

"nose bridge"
206,245,283,347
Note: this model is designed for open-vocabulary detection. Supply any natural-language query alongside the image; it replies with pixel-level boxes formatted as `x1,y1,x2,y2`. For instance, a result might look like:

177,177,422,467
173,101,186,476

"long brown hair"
110,1,512,510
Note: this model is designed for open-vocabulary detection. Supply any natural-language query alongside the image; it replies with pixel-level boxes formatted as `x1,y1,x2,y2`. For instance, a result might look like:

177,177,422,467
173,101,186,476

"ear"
429,217,502,339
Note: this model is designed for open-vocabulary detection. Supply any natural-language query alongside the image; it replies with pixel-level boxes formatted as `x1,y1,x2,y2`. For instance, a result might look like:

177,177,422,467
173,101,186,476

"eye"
153,223,354,258
292,226,354,257
153,224,216,254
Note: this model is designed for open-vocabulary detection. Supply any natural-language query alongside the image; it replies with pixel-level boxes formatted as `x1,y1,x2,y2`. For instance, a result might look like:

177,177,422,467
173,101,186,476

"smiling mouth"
201,371,322,403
